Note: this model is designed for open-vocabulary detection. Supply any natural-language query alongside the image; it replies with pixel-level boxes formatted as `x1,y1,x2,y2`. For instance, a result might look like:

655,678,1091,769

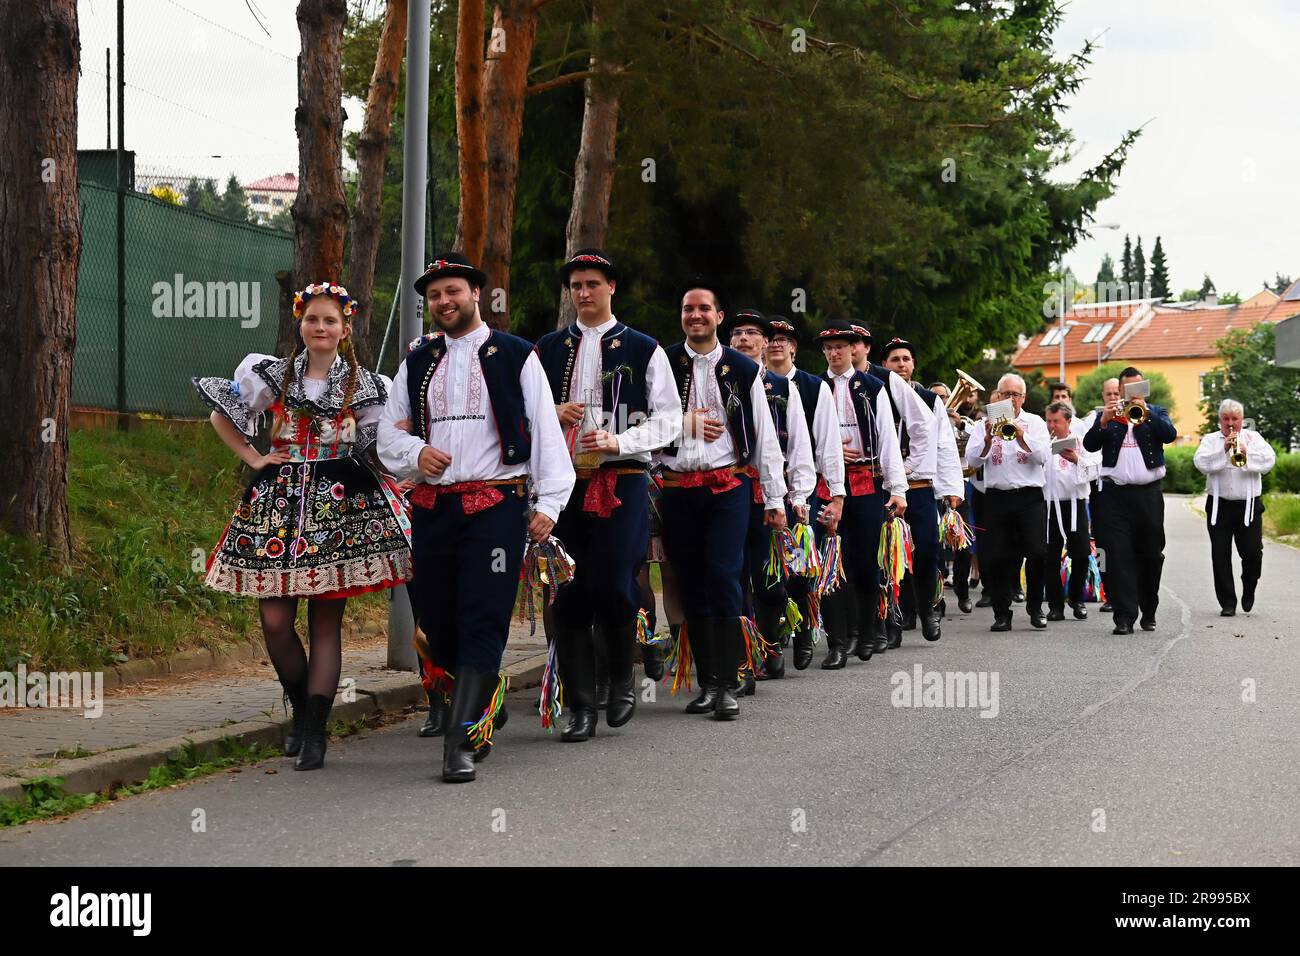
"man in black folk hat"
880,337,964,643
379,252,575,783
658,282,788,721
724,309,816,686
817,321,908,670
762,315,845,669
534,249,681,741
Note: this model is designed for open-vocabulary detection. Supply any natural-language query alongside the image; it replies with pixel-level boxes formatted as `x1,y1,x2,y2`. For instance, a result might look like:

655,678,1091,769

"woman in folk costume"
192,281,412,770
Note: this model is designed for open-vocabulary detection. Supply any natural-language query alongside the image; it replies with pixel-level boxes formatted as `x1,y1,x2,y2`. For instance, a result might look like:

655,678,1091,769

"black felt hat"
766,314,800,344
880,336,915,361
414,253,488,296
721,307,771,339
818,319,864,344
558,248,619,284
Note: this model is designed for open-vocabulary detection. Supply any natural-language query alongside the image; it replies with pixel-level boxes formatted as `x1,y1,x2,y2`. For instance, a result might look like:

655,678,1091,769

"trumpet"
1124,400,1149,425
1226,433,1247,468
992,417,1020,441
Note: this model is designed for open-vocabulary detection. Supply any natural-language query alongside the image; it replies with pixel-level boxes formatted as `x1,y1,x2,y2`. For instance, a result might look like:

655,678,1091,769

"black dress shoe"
641,643,665,682
685,686,719,713
852,632,874,661
1072,603,1088,620
713,684,740,720
821,646,848,669
561,707,598,741
1045,607,1065,622
990,616,1012,632
958,598,973,614
606,679,636,728
1112,621,1134,635
921,612,941,642
901,611,917,631
764,650,786,679
1013,589,1025,603
1140,618,1156,631
418,689,448,738
1029,612,1047,629
595,678,610,710
1241,589,1255,612
885,620,903,649
1100,601,1113,613
1220,607,1236,617
793,630,814,670
975,593,993,608
741,670,757,697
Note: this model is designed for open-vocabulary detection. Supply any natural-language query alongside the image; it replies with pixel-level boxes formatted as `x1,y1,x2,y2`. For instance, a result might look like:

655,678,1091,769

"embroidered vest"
868,363,909,459
789,367,825,456
663,343,759,461
535,322,655,437
823,368,884,464
405,329,533,465
762,370,791,455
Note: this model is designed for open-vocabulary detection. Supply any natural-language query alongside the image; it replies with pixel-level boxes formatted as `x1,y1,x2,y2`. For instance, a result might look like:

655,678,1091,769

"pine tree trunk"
558,47,620,329
453,0,488,266
284,0,349,357
0,0,80,562
347,0,408,365
481,0,539,331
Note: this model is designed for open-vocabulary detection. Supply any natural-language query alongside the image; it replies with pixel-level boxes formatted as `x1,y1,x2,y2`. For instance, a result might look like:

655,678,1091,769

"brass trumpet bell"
994,418,1019,441
1124,401,1148,425
946,368,985,411
1230,449,1247,468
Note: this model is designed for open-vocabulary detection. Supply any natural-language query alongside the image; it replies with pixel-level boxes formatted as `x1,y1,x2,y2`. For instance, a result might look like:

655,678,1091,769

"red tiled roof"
1116,303,1281,359
246,172,298,192
1011,301,1146,367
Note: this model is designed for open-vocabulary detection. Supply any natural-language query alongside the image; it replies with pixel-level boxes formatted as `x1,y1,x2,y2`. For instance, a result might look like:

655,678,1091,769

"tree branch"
526,69,596,97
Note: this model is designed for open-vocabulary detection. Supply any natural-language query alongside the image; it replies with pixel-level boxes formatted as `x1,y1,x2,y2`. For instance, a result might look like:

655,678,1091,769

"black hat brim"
414,265,488,297
559,261,619,285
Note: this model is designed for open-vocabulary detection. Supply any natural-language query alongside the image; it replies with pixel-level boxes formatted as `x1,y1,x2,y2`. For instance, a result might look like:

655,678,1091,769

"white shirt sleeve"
523,352,577,523
1244,431,1276,475
812,381,846,498
1076,436,1102,485
931,397,965,499
782,384,817,503
1023,414,1050,467
749,372,789,509
1193,433,1227,475
873,388,907,498
377,360,427,480
232,353,279,415
888,370,932,474
615,346,683,457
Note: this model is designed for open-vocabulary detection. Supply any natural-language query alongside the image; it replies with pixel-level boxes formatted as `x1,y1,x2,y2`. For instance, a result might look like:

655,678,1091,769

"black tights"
258,597,348,699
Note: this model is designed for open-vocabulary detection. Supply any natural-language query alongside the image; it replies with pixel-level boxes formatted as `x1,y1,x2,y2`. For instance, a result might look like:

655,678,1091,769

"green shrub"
1263,494,1300,537
1162,446,1203,494
1265,452,1300,494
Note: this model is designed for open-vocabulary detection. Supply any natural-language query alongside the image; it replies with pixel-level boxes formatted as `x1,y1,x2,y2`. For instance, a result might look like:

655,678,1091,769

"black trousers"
900,487,940,616
1207,498,1263,611
980,486,1047,618
1094,479,1165,625
1036,499,1092,610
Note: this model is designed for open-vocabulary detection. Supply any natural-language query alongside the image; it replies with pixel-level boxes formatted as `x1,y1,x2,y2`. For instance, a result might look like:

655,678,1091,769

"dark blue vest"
762,370,791,455
534,322,656,443
868,363,910,458
823,368,885,463
404,328,534,466
663,342,760,462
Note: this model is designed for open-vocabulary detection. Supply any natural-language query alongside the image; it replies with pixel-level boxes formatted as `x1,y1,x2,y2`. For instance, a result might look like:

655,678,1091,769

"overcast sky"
75,0,1298,296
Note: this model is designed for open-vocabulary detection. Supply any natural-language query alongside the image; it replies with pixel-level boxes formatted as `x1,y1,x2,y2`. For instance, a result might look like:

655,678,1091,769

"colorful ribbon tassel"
466,674,509,750
518,534,578,634
877,515,913,621
940,508,975,551
537,640,564,731
665,621,693,694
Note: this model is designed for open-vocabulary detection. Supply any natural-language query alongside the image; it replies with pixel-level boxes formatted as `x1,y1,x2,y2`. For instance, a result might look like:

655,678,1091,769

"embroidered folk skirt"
205,456,412,599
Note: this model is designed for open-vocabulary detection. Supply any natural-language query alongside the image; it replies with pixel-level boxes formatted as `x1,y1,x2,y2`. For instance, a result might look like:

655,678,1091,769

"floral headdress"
293,281,357,319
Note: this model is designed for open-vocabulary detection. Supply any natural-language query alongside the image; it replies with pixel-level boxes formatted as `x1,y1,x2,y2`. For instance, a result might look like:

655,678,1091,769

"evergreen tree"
184,178,220,216
218,174,252,223
1148,236,1169,300
1270,273,1293,295
1199,274,1217,299
182,177,202,209
1121,234,1134,289
1096,254,1116,284
1132,236,1146,298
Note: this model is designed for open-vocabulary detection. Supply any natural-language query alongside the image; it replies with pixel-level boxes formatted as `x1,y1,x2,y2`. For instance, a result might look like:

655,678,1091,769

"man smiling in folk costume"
378,253,575,783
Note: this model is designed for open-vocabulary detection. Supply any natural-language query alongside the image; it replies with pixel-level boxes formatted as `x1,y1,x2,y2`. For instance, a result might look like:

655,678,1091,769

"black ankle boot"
684,619,719,714
294,694,334,771
557,627,598,742
418,686,448,738
641,640,665,682
279,676,309,757
792,627,814,670
443,668,495,782
712,619,742,720
605,620,638,728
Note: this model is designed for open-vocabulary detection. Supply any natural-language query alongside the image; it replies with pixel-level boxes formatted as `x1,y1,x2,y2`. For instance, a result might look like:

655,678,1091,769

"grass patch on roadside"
0,420,389,671
1263,493,1300,542
0,737,280,829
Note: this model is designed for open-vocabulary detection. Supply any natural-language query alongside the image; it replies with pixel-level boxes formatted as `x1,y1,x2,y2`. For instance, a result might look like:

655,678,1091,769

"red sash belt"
845,464,878,497
576,466,647,518
408,478,524,515
662,465,763,504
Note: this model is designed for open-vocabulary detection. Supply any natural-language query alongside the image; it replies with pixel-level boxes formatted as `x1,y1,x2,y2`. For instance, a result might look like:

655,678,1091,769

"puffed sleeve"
352,371,392,456
191,352,279,438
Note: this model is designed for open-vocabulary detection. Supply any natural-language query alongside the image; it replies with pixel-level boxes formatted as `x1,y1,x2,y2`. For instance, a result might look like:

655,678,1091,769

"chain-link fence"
73,180,292,417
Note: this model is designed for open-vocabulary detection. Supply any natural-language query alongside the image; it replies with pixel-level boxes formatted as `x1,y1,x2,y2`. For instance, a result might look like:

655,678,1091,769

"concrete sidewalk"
0,619,549,803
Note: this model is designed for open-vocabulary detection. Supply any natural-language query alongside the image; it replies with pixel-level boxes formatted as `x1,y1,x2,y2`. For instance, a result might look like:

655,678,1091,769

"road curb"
0,651,548,805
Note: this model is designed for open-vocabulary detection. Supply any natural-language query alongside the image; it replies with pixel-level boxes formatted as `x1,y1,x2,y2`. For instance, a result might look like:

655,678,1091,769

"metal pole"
1057,258,1066,384
115,0,127,430
387,0,431,672
105,48,111,148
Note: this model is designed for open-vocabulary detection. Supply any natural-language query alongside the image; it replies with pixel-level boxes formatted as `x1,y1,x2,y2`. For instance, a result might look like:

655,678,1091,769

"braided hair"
275,281,361,433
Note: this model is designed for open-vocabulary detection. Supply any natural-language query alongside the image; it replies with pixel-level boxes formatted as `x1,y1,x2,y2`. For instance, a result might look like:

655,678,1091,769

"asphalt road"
4,495,1297,866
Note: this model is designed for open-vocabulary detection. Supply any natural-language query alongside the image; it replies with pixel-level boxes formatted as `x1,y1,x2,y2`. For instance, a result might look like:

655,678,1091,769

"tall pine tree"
1199,274,1217,299
1121,234,1134,292
1148,236,1169,300
1132,236,1146,298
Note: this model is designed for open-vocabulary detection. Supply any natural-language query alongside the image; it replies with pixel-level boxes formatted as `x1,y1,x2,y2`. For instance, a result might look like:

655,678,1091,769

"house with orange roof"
245,172,298,223
1014,285,1300,440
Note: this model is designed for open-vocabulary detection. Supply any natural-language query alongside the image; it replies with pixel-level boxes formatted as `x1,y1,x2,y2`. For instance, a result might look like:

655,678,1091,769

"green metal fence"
74,181,293,417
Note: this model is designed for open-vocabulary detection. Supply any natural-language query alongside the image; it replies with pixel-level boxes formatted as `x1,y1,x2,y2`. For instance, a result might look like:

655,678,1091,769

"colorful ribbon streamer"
518,535,578,635
537,640,564,731
877,515,913,621
940,508,975,551
664,621,693,694
466,673,509,750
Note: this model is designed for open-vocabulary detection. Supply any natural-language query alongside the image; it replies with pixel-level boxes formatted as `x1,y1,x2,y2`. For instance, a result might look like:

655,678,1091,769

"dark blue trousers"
408,486,528,674
743,501,788,615
661,476,752,620
901,487,941,614
551,472,649,631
